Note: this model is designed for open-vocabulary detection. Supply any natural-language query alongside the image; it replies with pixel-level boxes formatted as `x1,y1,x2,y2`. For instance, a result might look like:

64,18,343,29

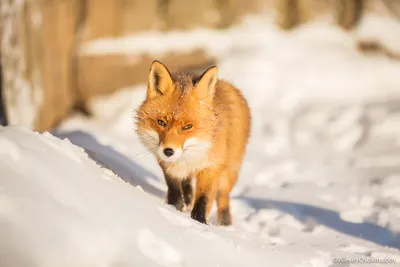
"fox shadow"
238,196,400,250
53,130,166,199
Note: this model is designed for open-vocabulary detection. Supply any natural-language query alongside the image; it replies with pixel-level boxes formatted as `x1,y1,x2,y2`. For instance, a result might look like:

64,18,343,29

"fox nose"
163,148,174,157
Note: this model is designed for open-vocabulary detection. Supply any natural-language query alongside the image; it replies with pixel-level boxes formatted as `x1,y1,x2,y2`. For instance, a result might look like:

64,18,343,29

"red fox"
135,61,251,225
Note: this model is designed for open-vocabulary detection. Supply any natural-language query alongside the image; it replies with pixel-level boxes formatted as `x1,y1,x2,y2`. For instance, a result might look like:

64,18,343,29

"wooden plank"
116,0,160,34
165,0,220,30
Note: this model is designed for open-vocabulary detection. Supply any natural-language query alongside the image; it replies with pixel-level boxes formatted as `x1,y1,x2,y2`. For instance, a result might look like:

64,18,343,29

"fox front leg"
191,169,220,224
181,178,194,210
164,174,184,211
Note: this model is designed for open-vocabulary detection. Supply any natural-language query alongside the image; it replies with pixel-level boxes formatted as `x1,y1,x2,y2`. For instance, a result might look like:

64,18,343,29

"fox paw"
183,202,193,212
166,197,184,212
218,208,232,226
191,195,207,224
172,201,184,212
191,211,207,224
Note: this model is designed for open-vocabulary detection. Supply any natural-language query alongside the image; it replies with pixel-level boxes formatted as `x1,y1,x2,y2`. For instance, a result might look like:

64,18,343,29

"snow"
2,13,400,267
0,125,311,267
0,0,43,129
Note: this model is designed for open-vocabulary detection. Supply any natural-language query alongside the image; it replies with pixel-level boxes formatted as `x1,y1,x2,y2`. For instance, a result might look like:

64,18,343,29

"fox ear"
194,66,218,100
147,61,174,99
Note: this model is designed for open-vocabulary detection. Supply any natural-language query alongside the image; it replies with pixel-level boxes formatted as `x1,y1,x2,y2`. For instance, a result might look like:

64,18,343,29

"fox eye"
158,120,167,127
182,124,193,130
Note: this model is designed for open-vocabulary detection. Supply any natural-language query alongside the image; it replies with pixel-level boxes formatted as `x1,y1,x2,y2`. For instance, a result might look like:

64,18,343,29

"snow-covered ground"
1,16,400,267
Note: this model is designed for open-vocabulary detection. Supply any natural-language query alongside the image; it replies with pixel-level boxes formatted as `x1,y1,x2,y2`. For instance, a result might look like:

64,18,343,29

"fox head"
135,61,219,171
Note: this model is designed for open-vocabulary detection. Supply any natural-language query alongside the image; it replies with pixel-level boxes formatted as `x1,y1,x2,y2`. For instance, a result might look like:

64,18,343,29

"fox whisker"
182,154,194,172
183,144,209,151
133,150,154,158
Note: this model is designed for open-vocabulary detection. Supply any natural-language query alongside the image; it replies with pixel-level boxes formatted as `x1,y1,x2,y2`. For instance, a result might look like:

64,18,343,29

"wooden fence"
1,0,399,131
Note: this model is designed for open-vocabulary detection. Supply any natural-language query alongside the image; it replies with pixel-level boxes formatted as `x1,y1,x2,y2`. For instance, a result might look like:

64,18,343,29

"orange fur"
135,61,251,225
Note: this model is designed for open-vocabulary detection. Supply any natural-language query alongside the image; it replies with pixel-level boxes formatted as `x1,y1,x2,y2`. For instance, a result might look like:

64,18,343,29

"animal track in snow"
137,228,184,266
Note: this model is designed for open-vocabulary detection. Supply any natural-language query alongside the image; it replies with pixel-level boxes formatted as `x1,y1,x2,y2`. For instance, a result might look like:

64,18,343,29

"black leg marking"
165,176,184,211
219,208,232,226
191,195,208,224
181,178,193,207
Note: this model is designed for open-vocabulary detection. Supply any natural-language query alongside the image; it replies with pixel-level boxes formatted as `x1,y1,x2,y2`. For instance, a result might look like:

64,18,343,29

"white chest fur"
163,137,214,179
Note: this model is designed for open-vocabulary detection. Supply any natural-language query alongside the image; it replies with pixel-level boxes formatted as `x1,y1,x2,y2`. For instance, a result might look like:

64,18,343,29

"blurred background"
1,0,400,131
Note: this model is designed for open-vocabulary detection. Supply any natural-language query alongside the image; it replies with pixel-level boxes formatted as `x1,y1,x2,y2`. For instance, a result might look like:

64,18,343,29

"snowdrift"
0,125,304,267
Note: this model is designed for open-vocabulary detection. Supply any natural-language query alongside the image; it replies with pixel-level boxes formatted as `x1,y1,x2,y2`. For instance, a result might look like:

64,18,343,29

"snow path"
1,125,308,267
55,84,400,252
56,17,400,266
